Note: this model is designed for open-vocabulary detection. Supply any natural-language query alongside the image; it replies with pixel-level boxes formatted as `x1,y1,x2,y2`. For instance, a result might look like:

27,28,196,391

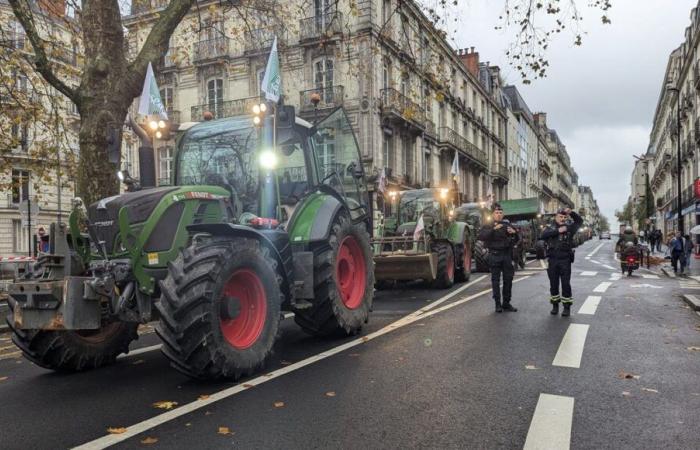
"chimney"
458,47,480,78
534,112,547,127
38,0,66,18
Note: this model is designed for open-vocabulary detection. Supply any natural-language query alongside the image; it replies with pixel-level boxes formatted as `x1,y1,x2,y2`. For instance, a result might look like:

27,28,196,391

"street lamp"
667,83,684,233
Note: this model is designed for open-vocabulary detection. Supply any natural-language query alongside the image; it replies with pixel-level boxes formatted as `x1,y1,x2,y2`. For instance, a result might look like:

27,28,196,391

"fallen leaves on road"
107,427,128,434
641,388,659,393
525,365,539,370
218,427,234,435
280,360,292,366
687,346,700,351
617,370,640,380
140,437,158,445
325,391,336,397
622,391,632,397
273,401,285,408
198,394,210,401
0,376,8,382
152,401,178,410
242,384,254,389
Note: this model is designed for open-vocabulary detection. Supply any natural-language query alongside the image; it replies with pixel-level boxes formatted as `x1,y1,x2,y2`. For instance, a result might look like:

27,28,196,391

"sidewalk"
653,243,700,278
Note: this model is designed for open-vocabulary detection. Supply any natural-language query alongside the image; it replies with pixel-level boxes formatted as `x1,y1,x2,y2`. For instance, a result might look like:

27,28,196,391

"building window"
313,57,334,102
11,169,30,204
12,219,28,253
382,0,391,25
403,136,413,181
207,78,223,117
158,146,173,185
11,121,28,152
160,87,174,113
383,132,394,171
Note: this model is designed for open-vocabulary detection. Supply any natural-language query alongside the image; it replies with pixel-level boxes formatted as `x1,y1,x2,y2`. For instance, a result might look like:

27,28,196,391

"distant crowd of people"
645,228,695,275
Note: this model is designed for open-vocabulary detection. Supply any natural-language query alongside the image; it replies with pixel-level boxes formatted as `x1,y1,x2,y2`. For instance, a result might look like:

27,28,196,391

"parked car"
600,231,611,240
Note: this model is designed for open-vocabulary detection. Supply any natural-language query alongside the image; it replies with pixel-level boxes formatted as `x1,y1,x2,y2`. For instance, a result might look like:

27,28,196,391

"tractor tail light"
249,217,280,229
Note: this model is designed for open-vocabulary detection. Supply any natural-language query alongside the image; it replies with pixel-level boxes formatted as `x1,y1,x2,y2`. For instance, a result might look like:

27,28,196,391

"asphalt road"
0,239,698,449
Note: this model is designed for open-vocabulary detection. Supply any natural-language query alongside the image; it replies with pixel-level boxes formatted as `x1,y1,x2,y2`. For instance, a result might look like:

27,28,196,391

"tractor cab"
384,188,456,237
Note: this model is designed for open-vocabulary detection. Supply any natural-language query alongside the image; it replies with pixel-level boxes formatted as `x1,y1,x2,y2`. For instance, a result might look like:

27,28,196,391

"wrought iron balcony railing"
193,38,229,62
299,12,344,41
190,97,260,121
299,85,344,112
244,29,287,54
380,88,425,127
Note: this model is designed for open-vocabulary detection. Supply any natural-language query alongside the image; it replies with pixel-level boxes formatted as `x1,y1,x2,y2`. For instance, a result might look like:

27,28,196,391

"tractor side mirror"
346,161,364,179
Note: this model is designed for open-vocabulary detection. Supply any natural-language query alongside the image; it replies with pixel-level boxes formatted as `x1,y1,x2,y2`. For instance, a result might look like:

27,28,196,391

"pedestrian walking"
655,229,663,252
478,203,520,313
683,234,693,274
669,231,685,274
540,208,583,317
649,230,657,254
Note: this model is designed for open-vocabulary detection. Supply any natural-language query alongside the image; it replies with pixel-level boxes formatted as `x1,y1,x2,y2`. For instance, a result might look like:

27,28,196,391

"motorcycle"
620,242,640,276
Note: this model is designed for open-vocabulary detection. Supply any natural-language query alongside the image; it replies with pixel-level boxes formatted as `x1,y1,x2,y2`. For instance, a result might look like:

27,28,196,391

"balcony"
538,159,552,175
299,85,344,114
557,189,574,208
156,48,178,71
424,118,437,139
190,97,259,121
299,12,343,42
695,64,700,89
193,38,229,63
464,140,488,167
437,127,487,168
491,163,509,182
380,88,425,132
129,0,169,15
244,29,287,55
542,184,554,199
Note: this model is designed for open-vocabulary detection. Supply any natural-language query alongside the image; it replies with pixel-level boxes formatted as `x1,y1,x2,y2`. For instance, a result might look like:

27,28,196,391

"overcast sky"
449,0,697,228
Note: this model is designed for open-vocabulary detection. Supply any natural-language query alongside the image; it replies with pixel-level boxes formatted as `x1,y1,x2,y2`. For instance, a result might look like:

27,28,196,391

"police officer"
478,203,520,313
540,207,583,317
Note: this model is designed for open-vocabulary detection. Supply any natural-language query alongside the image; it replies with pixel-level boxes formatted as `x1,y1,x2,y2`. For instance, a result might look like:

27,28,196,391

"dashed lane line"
577,296,601,315
552,323,590,368
587,242,605,258
593,282,612,293
75,274,519,449
580,271,597,276
523,393,574,450
641,274,659,279
591,260,602,265
602,264,616,270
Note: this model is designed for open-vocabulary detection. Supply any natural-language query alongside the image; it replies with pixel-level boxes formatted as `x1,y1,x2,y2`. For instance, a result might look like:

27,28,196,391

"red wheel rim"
335,235,366,309
464,246,472,273
219,269,267,350
447,247,455,280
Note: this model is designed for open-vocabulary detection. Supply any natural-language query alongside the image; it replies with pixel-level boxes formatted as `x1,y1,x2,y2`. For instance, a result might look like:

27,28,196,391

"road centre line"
577,296,601,315
587,243,605,258
523,393,574,450
602,264,616,270
552,324,590,368
580,271,597,276
75,274,527,449
593,282,612,293
591,260,602,265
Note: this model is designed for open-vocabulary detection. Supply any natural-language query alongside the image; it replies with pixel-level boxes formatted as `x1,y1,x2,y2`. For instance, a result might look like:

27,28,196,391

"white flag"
450,152,459,180
413,214,425,241
486,184,494,208
378,168,387,194
137,62,168,120
261,36,281,103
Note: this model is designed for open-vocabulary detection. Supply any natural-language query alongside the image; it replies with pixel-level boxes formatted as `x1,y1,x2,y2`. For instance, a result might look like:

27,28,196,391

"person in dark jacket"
669,231,685,274
540,207,583,317
478,203,520,313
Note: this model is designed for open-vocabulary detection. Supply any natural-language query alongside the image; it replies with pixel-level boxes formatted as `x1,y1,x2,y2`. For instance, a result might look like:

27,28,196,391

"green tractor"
6,105,374,380
454,202,492,272
372,188,472,289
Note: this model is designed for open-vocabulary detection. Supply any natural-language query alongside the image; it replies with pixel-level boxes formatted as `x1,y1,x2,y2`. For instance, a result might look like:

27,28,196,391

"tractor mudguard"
186,223,293,299
447,221,469,245
287,192,349,244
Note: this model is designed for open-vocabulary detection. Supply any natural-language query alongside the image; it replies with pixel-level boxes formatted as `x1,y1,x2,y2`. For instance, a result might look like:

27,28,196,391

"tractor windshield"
176,117,259,213
398,190,441,224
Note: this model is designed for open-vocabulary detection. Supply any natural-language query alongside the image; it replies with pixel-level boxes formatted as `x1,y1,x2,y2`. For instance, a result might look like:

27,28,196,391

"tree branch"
124,0,197,96
7,0,78,104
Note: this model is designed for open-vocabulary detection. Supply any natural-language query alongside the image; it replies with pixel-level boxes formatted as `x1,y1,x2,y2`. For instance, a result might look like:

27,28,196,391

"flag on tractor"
378,168,387,194
261,36,281,103
137,62,168,120
486,184,494,209
450,152,459,180
413,214,425,242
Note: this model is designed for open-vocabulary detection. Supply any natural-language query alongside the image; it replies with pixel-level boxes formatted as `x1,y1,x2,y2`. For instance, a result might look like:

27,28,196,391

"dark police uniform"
478,219,520,312
540,210,583,316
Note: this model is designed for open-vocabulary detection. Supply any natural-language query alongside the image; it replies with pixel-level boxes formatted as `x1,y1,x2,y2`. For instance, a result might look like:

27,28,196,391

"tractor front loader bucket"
373,253,437,281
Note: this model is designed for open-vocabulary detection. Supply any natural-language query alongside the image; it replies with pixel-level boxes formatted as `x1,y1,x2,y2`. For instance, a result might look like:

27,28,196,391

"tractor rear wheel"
5,298,137,372
474,240,490,272
455,238,472,282
432,242,455,289
294,215,374,337
156,237,282,380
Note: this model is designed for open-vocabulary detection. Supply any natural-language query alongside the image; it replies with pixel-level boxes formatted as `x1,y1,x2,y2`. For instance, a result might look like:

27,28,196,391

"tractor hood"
88,187,179,254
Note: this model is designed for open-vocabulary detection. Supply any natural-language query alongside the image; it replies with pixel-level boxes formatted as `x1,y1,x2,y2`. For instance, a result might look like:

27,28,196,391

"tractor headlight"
259,149,278,170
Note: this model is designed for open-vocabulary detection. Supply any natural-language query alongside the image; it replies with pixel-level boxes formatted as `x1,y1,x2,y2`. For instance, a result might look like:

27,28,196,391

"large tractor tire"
431,242,455,289
156,237,282,380
294,215,374,337
5,298,137,372
474,240,490,272
455,237,472,282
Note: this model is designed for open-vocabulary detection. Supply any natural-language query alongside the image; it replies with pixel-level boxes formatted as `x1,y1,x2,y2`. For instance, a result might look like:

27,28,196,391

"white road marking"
526,258,538,266
580,271,597,276
591,260,602,265
630,284,662,289
584,256,591,260
609,273,622,281
690,276,700,283
283,312,295,319
540,259,547,269
678,280,700,289
613,252,619,262
524,393,574,450
587,242,605,258
602,264,615,270
75,274,520,449
641,274,659,279
577,296,601,315
593,282,612,293
553,324,590,368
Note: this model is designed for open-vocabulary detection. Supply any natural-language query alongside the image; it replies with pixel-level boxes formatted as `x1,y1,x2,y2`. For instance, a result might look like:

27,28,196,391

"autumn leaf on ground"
280,360,292,366
242,383,255,388
152,401,178,410
107,427,128,434
140,437,158,445
218,426,234,435
325,391,336,397
687,346,700,351
273,401,285,408
641,387,659,393
198,394,210,401
617,370,640,380
0,376,8,382
622,391,632,397
525,364,539,370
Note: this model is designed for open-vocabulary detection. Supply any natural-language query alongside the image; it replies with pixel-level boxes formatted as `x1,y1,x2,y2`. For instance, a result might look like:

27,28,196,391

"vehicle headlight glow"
259,149,278,170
